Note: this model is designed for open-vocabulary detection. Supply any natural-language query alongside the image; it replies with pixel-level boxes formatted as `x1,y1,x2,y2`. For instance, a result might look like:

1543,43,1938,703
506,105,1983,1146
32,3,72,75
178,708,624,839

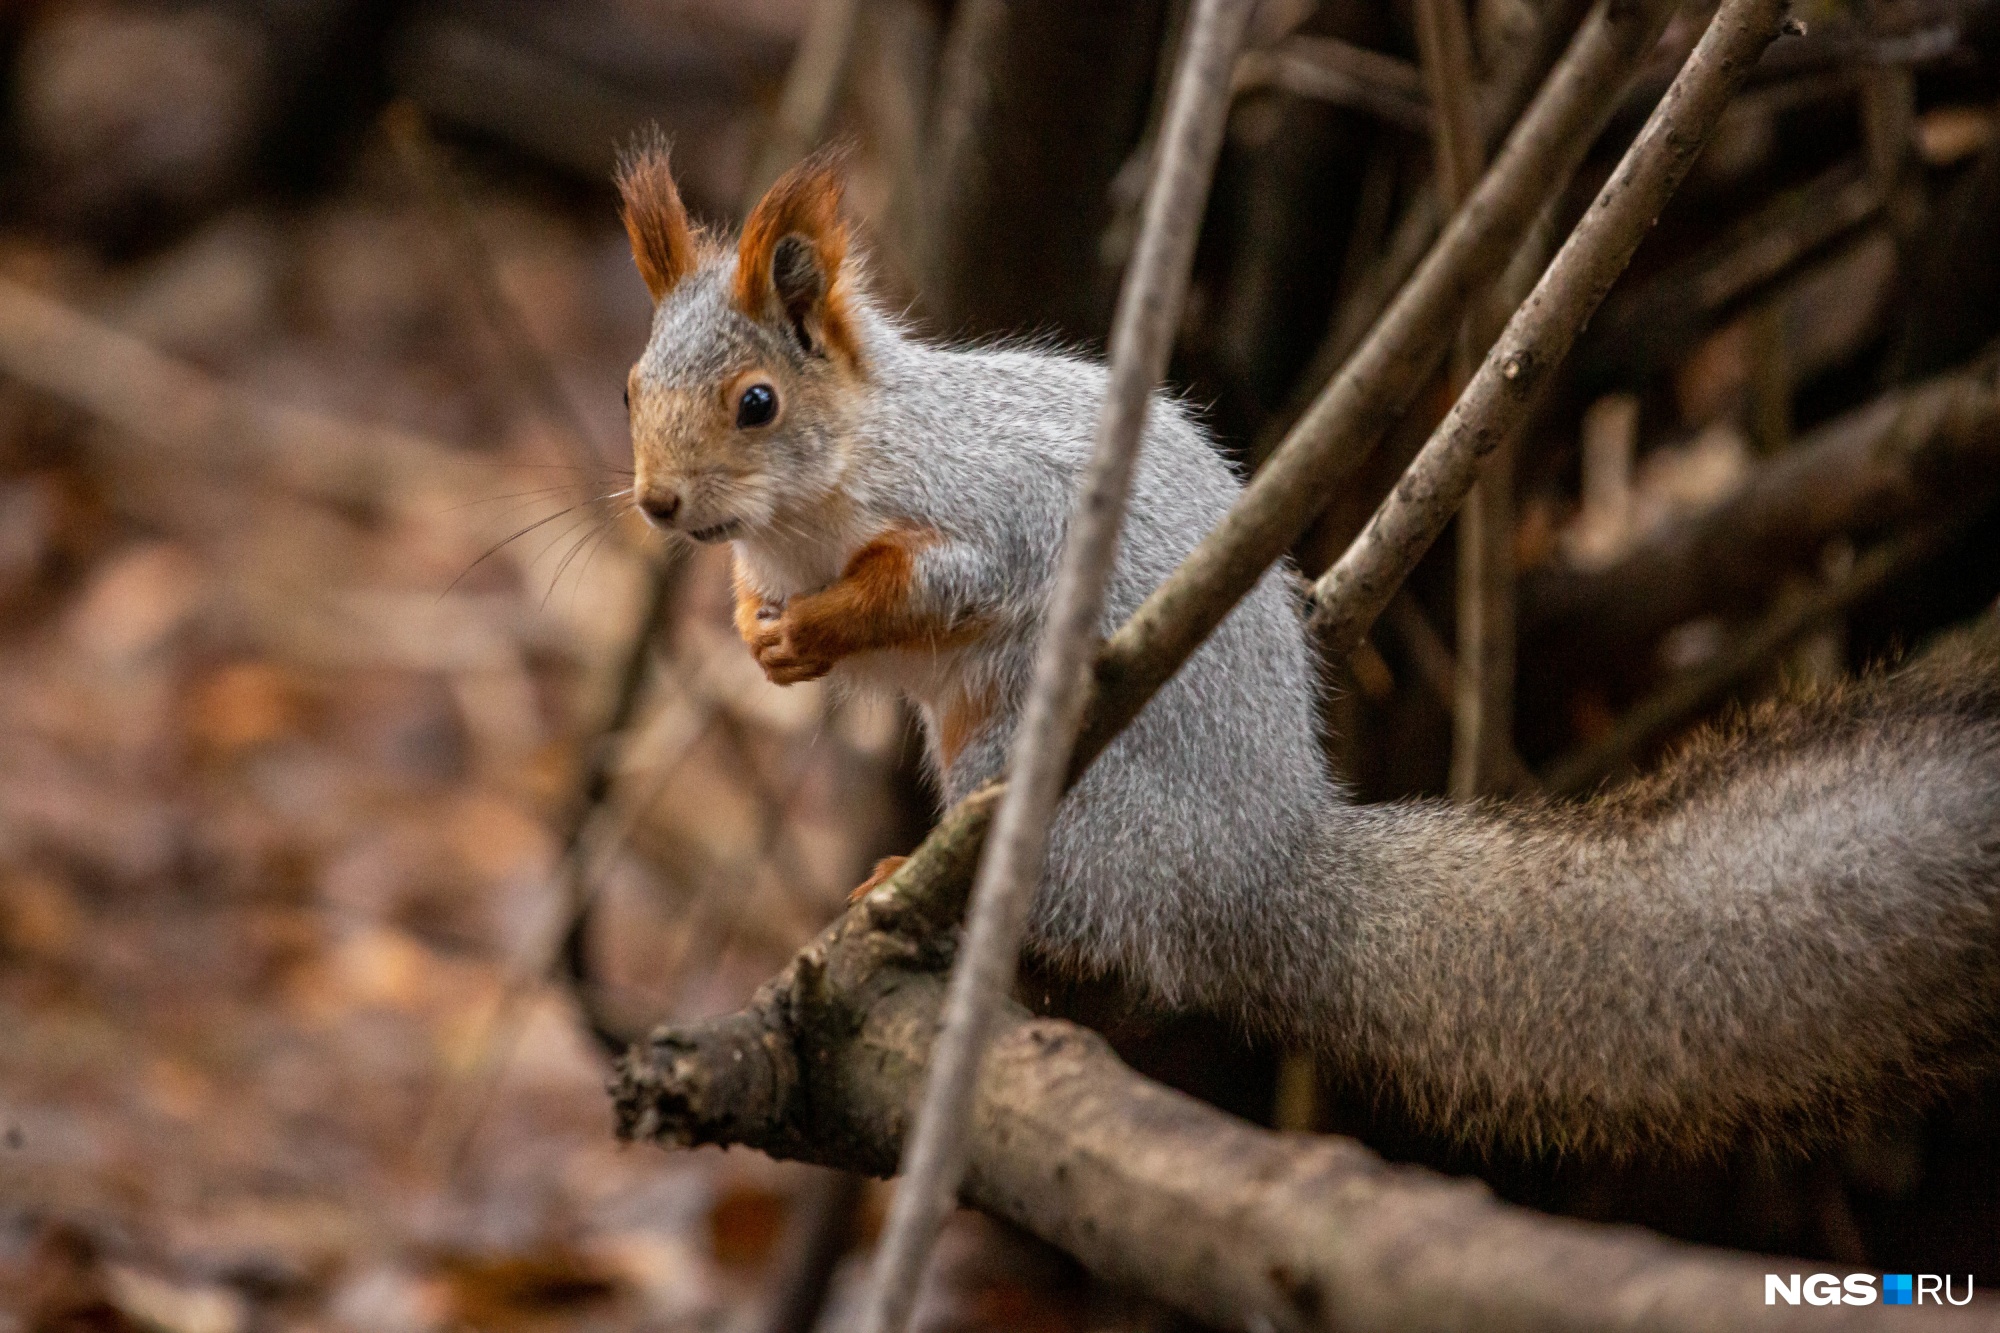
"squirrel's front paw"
746,608,837,685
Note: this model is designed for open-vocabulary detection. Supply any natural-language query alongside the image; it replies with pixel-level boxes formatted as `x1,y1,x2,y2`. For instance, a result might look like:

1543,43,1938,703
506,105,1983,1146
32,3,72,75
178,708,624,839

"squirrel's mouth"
687,519,744,544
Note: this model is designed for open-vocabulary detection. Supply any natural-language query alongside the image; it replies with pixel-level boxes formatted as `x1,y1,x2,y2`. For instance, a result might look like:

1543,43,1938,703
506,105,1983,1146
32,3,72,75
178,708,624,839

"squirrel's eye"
736,382,778,429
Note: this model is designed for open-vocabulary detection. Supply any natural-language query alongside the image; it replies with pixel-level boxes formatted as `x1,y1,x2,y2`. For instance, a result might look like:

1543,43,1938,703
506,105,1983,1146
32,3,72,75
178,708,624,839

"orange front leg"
734,527,980,686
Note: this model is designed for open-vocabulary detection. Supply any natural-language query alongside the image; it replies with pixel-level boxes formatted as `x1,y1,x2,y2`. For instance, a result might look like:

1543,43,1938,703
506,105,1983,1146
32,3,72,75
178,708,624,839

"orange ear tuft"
734,153,859,364
616,138,697,302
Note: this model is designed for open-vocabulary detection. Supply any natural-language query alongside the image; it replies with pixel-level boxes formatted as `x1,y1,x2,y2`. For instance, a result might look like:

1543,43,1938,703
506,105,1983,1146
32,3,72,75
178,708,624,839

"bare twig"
1234,35,1431,133
1080,0,1685,772
856,4,1256,1328
1521,348,2000,657
1383,596,1540,792
1414,0,1483,205
1542,523,1959,794
1589,162,1883,378
1309,0,1794,656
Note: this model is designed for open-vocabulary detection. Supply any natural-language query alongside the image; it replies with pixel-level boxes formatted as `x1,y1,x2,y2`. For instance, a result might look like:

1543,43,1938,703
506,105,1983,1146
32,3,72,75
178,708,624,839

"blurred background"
0,0,1997,1329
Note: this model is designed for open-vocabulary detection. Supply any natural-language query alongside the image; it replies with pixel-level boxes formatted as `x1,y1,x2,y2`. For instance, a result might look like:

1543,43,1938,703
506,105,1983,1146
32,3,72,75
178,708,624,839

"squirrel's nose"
639,490,682,526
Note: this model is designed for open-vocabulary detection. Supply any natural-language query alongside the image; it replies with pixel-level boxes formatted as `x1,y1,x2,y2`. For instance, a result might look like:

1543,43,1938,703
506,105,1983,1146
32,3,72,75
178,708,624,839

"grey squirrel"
616,147,2000,1161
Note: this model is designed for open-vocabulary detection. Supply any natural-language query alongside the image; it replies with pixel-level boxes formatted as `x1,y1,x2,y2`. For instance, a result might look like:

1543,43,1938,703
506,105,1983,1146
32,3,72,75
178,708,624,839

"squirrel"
614,145,2000,1162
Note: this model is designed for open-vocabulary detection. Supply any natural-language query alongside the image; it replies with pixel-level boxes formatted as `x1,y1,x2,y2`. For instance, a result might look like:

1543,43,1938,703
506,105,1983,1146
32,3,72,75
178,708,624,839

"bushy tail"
1296,614,2000,1160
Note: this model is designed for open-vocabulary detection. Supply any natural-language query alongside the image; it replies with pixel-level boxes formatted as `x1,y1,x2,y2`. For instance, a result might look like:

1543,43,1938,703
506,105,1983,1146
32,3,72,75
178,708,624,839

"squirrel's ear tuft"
735,151,858,364
616,135,696,302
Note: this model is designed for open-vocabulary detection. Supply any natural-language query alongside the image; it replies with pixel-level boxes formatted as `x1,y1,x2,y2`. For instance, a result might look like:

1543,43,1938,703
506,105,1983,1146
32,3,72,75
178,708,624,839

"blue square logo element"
1883,1274,1914,1306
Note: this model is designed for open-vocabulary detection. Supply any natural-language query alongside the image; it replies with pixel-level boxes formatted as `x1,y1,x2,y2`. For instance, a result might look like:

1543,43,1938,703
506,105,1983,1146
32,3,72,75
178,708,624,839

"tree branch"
856,4,1256,1325
612,880,1999,1332
1309,0,1794,656
1080,0,1684,771
1585,162,1884,381
1521,347,2000,659
1234,35,1431,133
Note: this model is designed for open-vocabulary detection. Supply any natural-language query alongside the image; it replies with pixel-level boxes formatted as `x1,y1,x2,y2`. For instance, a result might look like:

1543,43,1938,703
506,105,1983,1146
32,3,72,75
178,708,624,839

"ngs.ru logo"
1766,1273,1975,1306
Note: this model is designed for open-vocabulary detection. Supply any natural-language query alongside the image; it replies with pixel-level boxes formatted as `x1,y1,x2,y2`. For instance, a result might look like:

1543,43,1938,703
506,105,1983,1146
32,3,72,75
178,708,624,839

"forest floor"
0,127,1103,1333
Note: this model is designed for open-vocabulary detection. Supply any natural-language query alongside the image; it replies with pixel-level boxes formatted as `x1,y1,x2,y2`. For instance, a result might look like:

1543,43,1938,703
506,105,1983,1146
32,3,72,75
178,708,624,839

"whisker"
443,498,598,598
443,484,591,515
530,508,605,575
455,458,635,476
543,514,609,610
568,520,624,614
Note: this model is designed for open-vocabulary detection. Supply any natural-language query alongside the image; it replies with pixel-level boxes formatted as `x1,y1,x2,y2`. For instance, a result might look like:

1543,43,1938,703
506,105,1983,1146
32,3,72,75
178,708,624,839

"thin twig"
1234,36,1431,133
1542,523,1957,794
1383,596,1540,793
1412,0,1522,800
1310,0,1794,657
1523,347,2000,655
1414,0,1483,205
1078,0,1685,774
855,3,1256,1329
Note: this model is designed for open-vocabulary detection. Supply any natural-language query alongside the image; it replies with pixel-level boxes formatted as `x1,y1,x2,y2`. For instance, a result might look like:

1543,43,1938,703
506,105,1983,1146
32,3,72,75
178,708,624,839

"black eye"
623,386,630,411
736,382,778,429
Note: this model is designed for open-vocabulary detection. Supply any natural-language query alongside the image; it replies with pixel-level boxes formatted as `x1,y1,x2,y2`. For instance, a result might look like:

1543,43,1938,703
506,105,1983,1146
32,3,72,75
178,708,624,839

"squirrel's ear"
616,138,696,303
735,154,858,364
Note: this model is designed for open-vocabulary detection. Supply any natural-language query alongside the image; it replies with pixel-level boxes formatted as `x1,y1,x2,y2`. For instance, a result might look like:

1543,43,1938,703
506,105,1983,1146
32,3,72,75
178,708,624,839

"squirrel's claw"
746,615,837,685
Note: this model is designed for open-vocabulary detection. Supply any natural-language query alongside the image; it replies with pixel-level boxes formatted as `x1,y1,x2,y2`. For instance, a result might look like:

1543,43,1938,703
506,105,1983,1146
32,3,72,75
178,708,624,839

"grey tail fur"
1244,619,2000,1160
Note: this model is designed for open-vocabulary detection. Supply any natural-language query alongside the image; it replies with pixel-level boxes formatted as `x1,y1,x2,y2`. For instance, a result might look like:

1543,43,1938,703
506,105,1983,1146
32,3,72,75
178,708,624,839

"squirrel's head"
618,142,865,544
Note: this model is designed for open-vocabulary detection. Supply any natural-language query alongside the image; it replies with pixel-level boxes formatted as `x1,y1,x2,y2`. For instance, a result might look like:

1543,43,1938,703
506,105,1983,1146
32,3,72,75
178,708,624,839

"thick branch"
613,899,1997,1332
1310,0,1791,655
1521,349,2000,658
